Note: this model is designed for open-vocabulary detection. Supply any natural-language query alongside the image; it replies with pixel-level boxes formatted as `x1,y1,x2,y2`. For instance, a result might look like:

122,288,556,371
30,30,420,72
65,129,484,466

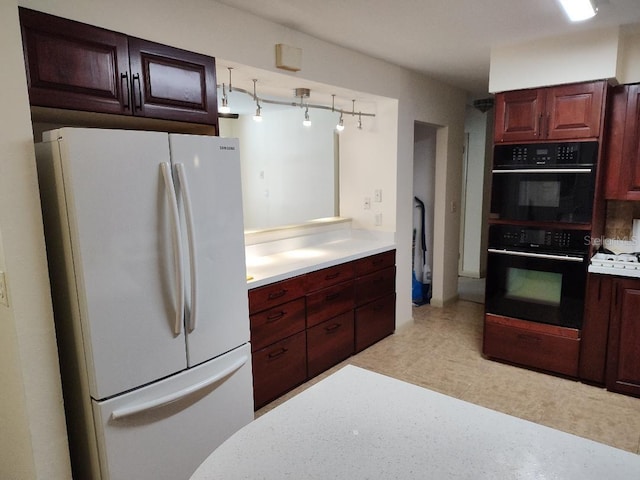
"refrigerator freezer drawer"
91,343,253,480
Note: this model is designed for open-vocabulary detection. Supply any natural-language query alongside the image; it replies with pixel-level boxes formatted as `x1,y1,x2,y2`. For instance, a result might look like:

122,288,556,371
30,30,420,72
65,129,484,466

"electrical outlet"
364,197,371,210
0,271,8,307
374,189,382,202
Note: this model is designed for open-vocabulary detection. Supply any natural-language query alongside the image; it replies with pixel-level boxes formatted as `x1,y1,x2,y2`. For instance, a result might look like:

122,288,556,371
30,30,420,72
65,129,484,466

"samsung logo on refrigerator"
219,145,236,151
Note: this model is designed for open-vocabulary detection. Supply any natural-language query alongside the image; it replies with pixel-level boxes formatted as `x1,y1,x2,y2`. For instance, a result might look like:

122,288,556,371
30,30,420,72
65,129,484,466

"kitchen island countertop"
191,365,640,480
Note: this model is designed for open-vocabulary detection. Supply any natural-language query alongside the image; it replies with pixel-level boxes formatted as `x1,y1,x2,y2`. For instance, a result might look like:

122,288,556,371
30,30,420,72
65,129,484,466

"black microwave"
490,142,598,224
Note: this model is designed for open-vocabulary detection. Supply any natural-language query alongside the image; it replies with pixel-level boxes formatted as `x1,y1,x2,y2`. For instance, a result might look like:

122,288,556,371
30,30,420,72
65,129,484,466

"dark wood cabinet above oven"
493,81,606,143
19,8,218,128
603,83,640,200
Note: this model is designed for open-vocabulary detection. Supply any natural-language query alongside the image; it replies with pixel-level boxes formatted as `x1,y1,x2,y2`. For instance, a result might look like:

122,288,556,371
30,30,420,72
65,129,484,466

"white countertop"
191,365,640,480
245,230,395,288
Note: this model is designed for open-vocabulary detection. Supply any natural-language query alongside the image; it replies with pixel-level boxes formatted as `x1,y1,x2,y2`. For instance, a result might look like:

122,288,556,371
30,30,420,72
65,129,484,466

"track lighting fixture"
216,69,375,130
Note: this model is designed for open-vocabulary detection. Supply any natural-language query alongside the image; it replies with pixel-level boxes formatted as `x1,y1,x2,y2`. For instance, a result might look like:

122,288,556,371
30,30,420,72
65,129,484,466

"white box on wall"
276,44,302,71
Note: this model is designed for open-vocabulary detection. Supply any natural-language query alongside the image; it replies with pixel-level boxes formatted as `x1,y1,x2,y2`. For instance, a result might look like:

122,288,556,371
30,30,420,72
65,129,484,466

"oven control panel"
493,141,598,168
489,225,588,255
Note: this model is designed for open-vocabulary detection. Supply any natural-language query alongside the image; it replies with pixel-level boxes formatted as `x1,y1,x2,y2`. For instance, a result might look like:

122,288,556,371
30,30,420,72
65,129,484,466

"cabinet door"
354,293,395,352
545,81,604,141
128,38,218,126
19,8,131,115
606,279,640,397
604,85,629,199
493,89,545,143
578,274,612,384
620,84,640,199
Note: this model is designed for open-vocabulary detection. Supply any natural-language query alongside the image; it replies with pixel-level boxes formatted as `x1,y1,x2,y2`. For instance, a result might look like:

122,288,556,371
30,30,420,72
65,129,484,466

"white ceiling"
216,0,640,97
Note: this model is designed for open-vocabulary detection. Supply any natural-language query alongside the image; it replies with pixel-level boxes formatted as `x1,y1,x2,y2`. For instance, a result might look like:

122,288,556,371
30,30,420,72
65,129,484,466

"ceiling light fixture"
216,68,376,130
303,106,311,127
252,79,262,122
336,112,345,132
558,0,597,22
219,67,233,114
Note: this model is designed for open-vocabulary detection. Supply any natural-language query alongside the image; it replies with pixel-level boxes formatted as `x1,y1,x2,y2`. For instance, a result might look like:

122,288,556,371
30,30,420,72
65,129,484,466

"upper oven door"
485,249,587,329
490,167,596,224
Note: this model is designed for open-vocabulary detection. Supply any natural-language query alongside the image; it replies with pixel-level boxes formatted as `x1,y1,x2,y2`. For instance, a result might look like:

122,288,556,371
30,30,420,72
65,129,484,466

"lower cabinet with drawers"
249,250,396,409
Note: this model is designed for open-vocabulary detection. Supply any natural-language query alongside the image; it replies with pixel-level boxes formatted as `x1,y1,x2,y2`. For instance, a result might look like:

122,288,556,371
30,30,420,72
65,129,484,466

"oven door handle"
488,248,585,263
492,168,593,174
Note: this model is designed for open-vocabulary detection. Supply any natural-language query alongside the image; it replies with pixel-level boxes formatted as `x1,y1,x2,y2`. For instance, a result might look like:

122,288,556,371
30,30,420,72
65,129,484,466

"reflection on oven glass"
505,268,562,306
518,180,561,208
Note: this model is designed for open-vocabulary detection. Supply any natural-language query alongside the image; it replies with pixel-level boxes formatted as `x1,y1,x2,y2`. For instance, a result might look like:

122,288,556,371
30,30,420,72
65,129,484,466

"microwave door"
490,169,595,223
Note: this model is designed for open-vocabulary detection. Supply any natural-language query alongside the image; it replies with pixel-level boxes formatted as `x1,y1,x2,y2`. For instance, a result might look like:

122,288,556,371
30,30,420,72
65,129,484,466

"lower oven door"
485,249,587,329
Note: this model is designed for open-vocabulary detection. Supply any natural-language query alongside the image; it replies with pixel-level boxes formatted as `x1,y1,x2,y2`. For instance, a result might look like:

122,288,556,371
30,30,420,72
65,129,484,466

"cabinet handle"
267,289,288,300
373,303,384,312
120,72,130,110
372,258,384,265
325,293,340,301
132,73,142,111
268,347,288,359
325,272,341,280
545,113,550,138
537,114,543,137
324,323,342,333
266,311,286,322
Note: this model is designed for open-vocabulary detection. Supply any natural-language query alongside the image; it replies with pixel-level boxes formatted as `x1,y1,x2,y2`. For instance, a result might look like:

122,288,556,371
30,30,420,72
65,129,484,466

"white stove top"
589,252,640,278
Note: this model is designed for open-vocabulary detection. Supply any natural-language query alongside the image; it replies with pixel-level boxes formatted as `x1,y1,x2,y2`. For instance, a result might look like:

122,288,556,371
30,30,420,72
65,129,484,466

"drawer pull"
372,258,384,265
373,304,384,312
373,276,385,283
266,311,286,322
268,347,288,359
516,333,541,344
325,272,341,280
325,293,341,301
324,323,342,333
268,289,288,300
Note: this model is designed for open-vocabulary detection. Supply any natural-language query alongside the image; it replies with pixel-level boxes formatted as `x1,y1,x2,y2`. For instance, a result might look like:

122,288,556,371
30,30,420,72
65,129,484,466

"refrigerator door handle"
175,163,199,332
110,354,249,420
161,162,185,335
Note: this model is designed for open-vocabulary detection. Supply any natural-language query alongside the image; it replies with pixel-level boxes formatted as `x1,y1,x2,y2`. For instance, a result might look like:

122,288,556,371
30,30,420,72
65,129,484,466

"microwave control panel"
489,225,588,255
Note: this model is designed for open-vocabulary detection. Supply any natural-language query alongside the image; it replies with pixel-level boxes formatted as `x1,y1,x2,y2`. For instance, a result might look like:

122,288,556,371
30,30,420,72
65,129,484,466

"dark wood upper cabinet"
19,8,218,127
604,83,640,200
494,81,606,143
19,8,130,115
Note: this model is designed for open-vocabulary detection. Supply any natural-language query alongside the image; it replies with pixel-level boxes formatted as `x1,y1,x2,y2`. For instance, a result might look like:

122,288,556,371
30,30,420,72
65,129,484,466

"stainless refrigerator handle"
488,248,585,263
161,162,185,335
175,163,199,332
110,355,249,420
492,168,593,174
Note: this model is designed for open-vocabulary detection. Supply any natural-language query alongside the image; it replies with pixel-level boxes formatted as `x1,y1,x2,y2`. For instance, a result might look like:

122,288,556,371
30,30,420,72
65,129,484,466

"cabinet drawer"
250,298,306,352
483,315,580,377
307,311,355,378
252,331,307,409
304,262,354,292
354,250,395,276
354,293,396,352
248,276,305,314
355,266,396,306
306,281,354,328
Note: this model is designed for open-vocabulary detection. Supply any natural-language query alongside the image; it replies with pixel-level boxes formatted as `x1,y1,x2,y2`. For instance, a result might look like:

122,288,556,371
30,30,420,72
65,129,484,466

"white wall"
6,0,467,476
0,3,72,479
619,28,640,83
489,27,621,92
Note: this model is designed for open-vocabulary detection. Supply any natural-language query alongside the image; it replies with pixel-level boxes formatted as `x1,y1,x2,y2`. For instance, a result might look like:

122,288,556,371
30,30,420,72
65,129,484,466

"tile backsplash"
605,201,640,239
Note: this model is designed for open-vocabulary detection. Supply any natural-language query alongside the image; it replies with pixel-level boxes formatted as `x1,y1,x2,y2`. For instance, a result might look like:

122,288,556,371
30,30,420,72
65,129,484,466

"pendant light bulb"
357,112,363,130
253,103,262,122
219,83,231,114
303,106,311,127
336,113,345,132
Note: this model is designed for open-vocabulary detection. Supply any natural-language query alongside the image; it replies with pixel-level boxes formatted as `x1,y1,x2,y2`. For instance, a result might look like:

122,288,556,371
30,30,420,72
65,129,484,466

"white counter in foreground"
191,365,640,480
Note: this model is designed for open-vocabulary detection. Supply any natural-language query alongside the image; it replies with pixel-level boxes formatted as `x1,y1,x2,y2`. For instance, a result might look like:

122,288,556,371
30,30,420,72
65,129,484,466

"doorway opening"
412,122,436,306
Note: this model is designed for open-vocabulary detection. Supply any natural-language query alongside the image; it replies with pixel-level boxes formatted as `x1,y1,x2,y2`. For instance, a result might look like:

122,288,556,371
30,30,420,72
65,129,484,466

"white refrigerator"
36,128,253,480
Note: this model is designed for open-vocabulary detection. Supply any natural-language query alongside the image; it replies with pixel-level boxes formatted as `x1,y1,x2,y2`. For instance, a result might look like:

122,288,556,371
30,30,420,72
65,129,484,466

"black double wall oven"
485,141,597,331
